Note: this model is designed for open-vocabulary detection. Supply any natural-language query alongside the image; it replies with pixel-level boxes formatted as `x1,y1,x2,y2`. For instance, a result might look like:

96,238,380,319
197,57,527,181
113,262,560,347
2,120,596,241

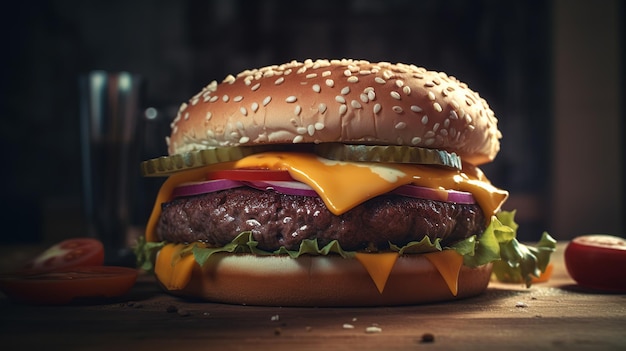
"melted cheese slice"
154,243,464,295
424,250,464,296
355,252,399,293
154,243,196,290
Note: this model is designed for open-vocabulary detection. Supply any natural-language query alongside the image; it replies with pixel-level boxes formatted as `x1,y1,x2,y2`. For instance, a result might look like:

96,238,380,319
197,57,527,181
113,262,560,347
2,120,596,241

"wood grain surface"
1,243,625,350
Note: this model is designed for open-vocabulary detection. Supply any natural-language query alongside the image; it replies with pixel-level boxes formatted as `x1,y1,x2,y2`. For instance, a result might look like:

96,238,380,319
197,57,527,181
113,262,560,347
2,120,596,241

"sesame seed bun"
159,253,493,307
168,58,501,165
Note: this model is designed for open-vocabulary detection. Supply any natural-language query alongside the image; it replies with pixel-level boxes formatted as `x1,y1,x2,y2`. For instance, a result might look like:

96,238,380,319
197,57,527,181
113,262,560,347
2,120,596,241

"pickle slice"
314,143,462,170
141,146,278,177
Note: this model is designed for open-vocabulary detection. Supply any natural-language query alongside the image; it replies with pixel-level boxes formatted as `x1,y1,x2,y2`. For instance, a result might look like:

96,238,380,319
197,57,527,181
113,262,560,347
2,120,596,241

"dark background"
0,0,622,245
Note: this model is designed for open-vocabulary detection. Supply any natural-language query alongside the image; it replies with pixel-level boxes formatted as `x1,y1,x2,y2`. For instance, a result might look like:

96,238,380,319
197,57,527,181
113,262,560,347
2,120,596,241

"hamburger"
137,59,555,306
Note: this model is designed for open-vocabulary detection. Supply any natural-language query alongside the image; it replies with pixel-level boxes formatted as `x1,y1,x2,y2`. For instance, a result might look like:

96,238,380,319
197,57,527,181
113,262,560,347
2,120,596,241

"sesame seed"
203,95,212,102
335,95,346,104
294,105,302,115
440,129,449,136
433,102,443,112
359,70,371,75
240,107,247,116
251,102,259,112
425,131,436,138
184,112,189,120
191,98,199,106
312,84,321,93
314,122,325,130
392,106,403,113
222,95,229,102
442,89,449,97
322,71,332,77
306,73,318,79
297,127,307,134
424,82,435,88
466,99,473,106
433,123,440,132
395,122,407,130
343,69,352,77
307,124,315,136
285,96,297,103
444,118,450,128
293,135,304,143
233,95,243,102
223,74,236,84
383,70,393,80
209,96,219,103
351,100,362,109
360,93,369,103
411,137,422,145
297,66,307,74
275,77,285,85
421,115,429,125
347,76,359,83
449,110,458,119
410,105,423,113
373,103,382,114
403,86,412,95
427,91,436,101
367,90,376,101
451,100,460,110
375,77,386,84
206,111,212,120
318,103,327,114
339,104,348,115
251,83,260,91
325,79,334,87
425,138,435,146
390,91,401,100
468,125,476,131
262,96,272,106
239,136,250,144
341,87,350,95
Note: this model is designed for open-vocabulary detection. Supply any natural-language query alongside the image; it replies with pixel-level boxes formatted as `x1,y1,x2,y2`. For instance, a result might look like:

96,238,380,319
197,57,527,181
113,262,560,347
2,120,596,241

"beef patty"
156,187,486,252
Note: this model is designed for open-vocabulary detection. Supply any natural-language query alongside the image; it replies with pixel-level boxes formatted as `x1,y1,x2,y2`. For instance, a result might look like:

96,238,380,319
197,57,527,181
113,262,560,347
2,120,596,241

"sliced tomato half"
23,238,104,272
206,169,295,182
564,235,626,292
0,266,138,305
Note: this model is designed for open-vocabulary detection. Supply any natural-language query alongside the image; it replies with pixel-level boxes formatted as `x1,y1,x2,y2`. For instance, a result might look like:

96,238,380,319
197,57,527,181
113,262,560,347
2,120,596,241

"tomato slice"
0,266,138,305
23,238,104,272
206,169,294,182
564,235,626,292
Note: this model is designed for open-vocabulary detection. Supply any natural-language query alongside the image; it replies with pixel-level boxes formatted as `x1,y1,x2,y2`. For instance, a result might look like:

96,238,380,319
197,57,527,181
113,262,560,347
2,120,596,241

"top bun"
168,59,501,165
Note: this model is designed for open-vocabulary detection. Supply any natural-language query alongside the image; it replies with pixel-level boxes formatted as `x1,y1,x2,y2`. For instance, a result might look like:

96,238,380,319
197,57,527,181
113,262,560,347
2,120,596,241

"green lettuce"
135,210,556,286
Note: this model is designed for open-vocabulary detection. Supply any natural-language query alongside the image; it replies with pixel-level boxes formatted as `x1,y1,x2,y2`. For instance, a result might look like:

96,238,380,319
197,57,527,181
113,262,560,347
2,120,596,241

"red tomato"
207,169,294,182
0,266,138,305
564,235,626,292
23,238,104,272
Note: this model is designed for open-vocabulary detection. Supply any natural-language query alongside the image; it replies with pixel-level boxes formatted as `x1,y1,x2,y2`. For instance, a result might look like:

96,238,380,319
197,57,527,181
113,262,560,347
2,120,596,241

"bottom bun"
158,253,493,307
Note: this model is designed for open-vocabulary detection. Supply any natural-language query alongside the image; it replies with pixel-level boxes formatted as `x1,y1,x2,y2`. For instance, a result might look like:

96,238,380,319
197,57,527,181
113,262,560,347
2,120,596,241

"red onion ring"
172,178,475,204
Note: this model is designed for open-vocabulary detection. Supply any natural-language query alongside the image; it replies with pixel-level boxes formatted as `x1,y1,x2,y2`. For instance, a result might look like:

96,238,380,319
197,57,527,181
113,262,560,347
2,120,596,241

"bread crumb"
365,326,382,334
421,333,435,343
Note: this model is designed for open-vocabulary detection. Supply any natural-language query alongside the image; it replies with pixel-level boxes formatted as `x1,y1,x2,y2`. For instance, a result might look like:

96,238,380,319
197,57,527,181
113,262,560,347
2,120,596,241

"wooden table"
1,243,625,350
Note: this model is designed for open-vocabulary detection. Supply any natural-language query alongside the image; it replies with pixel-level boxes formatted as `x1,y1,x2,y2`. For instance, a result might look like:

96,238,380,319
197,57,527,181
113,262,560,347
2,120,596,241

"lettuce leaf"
134,210,556,287
133,235,166,272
